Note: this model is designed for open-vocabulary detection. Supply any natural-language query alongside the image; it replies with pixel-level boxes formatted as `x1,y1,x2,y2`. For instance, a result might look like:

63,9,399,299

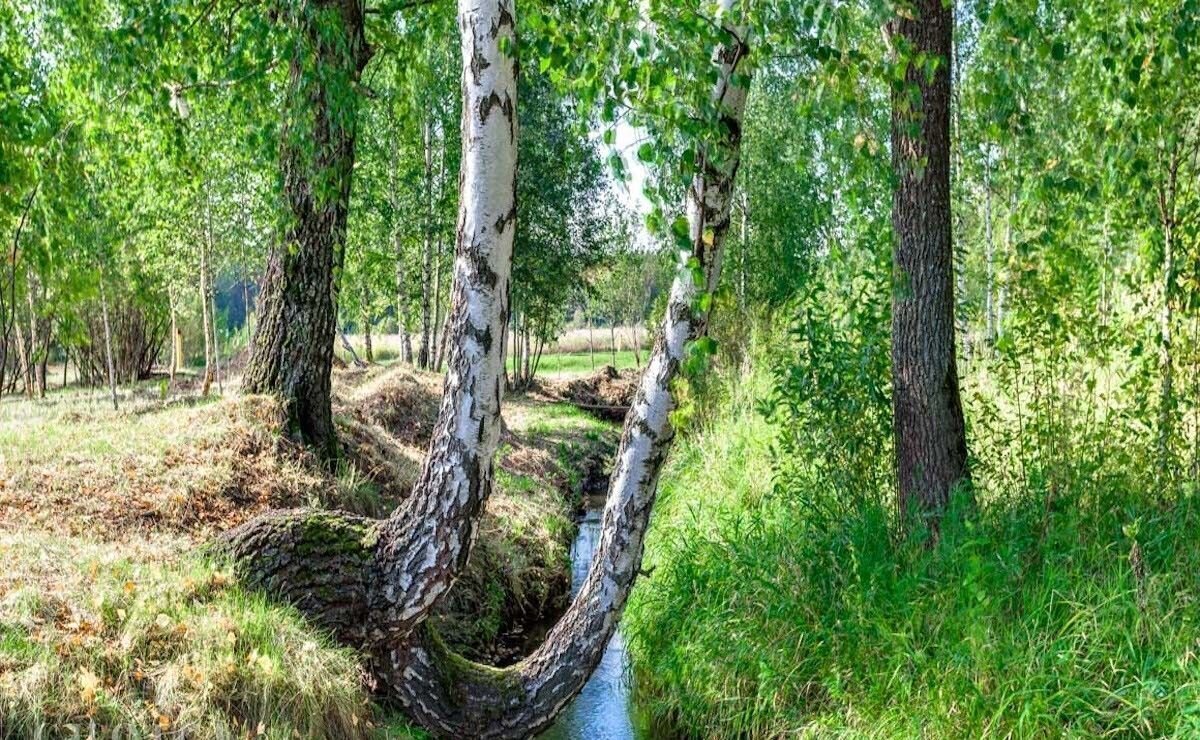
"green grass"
0,535,374,739
625,366,1200,739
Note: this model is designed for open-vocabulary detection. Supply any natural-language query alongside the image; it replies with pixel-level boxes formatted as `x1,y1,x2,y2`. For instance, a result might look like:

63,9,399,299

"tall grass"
625,360,1200,738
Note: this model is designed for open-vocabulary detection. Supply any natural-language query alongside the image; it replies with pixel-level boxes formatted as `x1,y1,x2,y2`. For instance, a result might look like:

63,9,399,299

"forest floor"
0,363,622,738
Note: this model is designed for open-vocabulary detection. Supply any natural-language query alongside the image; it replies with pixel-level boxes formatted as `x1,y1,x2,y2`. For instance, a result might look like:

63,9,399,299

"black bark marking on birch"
468,242,499,288
494,204,517,234
470,47,491,86
888,0,970,528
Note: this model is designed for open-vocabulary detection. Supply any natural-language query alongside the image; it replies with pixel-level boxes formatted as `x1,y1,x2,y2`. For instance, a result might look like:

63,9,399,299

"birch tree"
223,1,753,736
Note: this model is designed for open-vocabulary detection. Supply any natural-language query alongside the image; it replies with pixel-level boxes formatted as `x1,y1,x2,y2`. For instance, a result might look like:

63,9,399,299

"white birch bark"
365,0,518,645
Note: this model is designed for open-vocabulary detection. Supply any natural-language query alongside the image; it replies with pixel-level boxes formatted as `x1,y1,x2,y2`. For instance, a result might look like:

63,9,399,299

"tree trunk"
223,2,751,736
1155,152,1180,472
738,188,749,310
26,273,43,397
609,322,617,367
200,227,215,398
13,305,31,398
212,288,223,395
587,304,595,371
99,279,118,412
983,152,996,349
418,118,435,370
396,239,415,365
363,308,374,364
434,282,453,373
887,0,969,528
169,293,181,389
241,0,370,462
341,332,367,368
431,232,444,369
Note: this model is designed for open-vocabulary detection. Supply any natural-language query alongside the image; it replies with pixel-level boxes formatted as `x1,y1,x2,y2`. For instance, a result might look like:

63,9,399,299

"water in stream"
538,502,648,740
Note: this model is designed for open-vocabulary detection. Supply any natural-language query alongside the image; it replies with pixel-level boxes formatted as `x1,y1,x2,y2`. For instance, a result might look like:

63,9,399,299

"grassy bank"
625,365,1200,738
0,366,615,736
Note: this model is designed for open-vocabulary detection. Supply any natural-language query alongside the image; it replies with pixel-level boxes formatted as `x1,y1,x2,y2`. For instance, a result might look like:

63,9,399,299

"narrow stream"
538,497,647,740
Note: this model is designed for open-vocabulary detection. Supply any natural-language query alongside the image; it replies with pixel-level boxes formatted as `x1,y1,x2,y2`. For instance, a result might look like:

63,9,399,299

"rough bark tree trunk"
241,0,370,462
222,2,751,736
887,0,969,528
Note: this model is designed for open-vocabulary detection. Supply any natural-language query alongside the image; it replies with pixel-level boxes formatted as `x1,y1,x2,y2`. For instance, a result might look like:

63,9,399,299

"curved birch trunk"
376,4,751,735
364,0,517,645
224,1,749,736
228,0,519,649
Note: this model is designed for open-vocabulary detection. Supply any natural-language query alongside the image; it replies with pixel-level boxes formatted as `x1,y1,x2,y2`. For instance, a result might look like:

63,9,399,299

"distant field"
509,349,644,377
339,328,650,377
340,326,648,357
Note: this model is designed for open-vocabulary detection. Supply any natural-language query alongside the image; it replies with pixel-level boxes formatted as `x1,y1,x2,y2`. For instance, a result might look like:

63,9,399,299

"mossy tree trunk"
242,0,370,463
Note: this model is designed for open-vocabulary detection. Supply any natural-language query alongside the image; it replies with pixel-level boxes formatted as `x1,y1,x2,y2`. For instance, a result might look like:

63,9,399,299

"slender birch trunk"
169,291,181,389
586,303,595,371
1156,151,1180,472
431,232,443,368
983,152,996,349
211,288,223,395
99,279,118,411
418,118,435,370
14,305,31,398
26,273,43,397
200,228,215,398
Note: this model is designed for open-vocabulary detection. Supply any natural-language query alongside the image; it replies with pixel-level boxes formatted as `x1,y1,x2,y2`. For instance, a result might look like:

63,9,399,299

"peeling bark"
365,0,518,647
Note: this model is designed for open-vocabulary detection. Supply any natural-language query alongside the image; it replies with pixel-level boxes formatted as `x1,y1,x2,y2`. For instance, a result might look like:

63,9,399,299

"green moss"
293,512,377,560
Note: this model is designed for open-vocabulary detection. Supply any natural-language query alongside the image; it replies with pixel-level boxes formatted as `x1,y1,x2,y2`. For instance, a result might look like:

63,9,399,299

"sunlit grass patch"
0,534,374,739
